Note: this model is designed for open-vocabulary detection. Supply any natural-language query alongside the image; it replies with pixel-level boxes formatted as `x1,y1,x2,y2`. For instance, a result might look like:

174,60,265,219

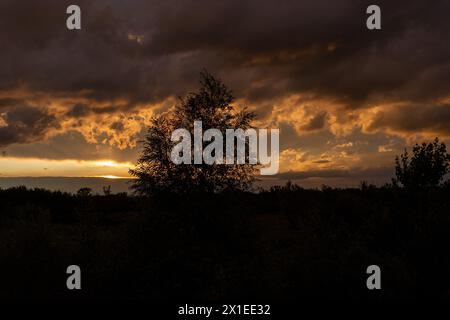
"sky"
1,0,450,190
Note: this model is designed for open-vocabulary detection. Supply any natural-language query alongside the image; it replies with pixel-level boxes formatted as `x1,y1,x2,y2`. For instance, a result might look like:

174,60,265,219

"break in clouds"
1,0,450,181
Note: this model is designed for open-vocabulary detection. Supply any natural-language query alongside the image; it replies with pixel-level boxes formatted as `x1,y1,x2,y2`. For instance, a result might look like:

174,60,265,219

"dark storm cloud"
0,104,59,147
367,103,450,136
144,0,450,106
66,104,120,117
66,104,91,117
0,0,449,149
300,111,328,131
1,0,448,101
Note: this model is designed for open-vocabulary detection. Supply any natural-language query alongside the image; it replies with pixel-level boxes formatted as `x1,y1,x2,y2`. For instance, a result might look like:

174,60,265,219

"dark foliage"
394,138,450,189
1,183,449,300
129,71,258,195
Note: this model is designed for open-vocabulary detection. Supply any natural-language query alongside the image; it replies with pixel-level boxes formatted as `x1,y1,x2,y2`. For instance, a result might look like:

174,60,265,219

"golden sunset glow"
93,160,132,168
0,157,132,178
1,1,450,191
96,175,128,179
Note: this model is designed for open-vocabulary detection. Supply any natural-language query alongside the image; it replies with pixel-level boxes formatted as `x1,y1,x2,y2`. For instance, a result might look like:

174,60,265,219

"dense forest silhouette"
1,74,449,300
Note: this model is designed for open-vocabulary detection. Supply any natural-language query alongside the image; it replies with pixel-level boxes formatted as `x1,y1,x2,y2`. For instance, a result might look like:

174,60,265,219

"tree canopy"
130,71,258,195
393,138,450,188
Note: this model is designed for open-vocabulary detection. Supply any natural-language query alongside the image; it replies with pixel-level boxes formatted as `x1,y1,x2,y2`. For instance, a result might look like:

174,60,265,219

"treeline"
0,183,449,299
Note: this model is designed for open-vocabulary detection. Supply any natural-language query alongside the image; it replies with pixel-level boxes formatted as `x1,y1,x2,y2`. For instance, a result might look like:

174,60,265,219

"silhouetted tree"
393,138,450,188
130,71,258,195
77,187,92,197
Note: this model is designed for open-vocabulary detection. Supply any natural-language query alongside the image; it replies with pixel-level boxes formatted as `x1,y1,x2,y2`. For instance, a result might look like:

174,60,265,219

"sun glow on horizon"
95,175,128,179
93,160,132,168
0,156,133,178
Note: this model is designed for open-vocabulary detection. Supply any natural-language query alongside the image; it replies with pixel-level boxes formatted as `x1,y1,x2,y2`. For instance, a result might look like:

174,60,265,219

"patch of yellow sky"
0,157,132,179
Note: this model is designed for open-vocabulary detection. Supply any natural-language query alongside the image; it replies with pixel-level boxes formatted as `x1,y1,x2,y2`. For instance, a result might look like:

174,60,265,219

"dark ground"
0,183,449,300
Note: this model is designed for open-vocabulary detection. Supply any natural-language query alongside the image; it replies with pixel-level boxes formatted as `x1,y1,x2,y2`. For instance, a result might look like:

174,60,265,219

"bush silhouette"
393,138,450,188
77,187,93,197
130,71,258,195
